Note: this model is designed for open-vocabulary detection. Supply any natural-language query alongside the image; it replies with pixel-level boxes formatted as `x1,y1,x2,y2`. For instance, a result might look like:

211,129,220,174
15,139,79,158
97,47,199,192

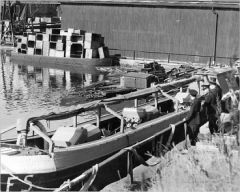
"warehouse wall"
60,4,239,63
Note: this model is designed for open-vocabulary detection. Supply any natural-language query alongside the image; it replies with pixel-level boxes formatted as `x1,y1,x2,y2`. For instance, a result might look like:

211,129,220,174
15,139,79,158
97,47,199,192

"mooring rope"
1,164,56,191
55,164,99,192
80,164,98,191
166,124,176,148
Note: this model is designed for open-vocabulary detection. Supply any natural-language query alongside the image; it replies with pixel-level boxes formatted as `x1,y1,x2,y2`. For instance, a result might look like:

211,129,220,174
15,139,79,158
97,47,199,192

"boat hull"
1,110,188,191
10,52,113,74
1,151,118,191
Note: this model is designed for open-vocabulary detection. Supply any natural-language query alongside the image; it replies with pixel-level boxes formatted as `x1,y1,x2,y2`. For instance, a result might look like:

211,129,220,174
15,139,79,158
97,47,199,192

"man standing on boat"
184,89,202,146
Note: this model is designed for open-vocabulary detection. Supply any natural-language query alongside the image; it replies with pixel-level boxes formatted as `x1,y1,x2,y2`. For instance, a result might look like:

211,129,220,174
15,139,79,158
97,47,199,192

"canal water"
0,49,106,131
0,49,151,191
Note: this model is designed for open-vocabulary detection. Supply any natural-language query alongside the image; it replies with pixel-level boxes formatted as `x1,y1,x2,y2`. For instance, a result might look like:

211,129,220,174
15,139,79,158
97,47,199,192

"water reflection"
0,50,106,130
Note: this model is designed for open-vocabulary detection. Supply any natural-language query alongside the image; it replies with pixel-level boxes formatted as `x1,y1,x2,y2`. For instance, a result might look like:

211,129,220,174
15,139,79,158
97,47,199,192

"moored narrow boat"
1,67,238,191
0,84,187,191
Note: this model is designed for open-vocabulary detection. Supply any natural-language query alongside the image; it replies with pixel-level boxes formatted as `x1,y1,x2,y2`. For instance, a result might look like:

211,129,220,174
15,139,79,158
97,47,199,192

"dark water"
0,49,106,130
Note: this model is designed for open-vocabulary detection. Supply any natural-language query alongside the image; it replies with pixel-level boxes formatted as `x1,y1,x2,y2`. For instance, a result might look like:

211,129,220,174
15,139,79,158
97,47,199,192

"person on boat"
202,83,219,134
184,89,202,146
209,78,222,102
220,87,240,132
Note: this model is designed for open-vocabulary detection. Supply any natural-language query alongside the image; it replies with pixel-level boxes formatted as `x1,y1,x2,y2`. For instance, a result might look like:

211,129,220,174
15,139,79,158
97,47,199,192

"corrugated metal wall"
61,4,239,63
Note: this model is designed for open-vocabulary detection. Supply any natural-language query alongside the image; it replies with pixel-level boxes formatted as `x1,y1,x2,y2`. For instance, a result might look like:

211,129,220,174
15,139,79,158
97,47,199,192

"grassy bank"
102,134,240,192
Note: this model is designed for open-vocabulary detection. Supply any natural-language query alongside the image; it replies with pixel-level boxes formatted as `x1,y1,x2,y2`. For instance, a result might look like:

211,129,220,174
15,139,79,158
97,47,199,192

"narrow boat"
0,84,188,191
0,68,238,191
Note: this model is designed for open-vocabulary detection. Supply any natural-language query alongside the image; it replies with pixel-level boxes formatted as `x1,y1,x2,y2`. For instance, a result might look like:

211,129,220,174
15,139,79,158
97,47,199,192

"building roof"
4,0,239,8
5,0,60,4
59,0,240,9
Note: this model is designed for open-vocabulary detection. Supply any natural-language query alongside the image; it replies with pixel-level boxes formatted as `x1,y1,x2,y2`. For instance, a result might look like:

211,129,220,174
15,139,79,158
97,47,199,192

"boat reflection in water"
0,50,107,132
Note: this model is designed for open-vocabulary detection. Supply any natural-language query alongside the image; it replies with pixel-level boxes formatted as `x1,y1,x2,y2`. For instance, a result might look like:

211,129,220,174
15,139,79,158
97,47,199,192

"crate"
28,34,36,41
85,32,101,42
43,34,49,42
36,33,43,41
84,40,101,49
50,42,56,49
35,48,42,55
70,35,84,43
27,48,35,55
21,44,27,49
123,72,157,89
35,41,43,49
98,47,109,59
56,42,64,51
49,49,56,57
85,49,98,59
55,50,65,58
21,37,27,44
27,41,35,48
74,29,85,35
50,34,66,42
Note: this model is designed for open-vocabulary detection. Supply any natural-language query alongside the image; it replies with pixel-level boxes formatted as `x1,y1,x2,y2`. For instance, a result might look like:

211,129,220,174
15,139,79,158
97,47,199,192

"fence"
109,48,239,66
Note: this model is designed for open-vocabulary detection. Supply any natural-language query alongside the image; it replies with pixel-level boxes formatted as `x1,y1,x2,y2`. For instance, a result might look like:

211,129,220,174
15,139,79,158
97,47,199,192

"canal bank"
101,134,240,192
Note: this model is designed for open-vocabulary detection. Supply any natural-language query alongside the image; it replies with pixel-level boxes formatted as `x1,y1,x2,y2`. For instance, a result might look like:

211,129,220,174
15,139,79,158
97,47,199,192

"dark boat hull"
1,110,187,191
1,151,116,191
1,143,156,191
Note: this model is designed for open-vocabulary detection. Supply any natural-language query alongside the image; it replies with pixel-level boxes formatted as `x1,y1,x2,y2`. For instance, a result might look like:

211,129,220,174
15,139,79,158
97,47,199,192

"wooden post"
127,151,134,184
152,138,156,155
167,53,170,63
73,115,77,127
134,99,138,108
154,92,158,109
96,107,101,128
158,135,163,157
104,104,124,133
184,121,188,149
209,57,212,68
47,120,50,129
120,117,124,133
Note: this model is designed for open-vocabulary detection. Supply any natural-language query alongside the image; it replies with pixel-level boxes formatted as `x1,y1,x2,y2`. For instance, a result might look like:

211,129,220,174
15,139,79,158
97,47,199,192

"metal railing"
109,48,239,66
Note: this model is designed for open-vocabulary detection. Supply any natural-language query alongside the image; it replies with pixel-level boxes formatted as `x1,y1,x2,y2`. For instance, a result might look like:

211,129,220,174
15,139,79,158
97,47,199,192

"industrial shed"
59,1,239,63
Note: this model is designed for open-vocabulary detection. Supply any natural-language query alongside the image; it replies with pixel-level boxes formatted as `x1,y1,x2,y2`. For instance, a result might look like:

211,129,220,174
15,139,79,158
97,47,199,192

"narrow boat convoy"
0,67,239,191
